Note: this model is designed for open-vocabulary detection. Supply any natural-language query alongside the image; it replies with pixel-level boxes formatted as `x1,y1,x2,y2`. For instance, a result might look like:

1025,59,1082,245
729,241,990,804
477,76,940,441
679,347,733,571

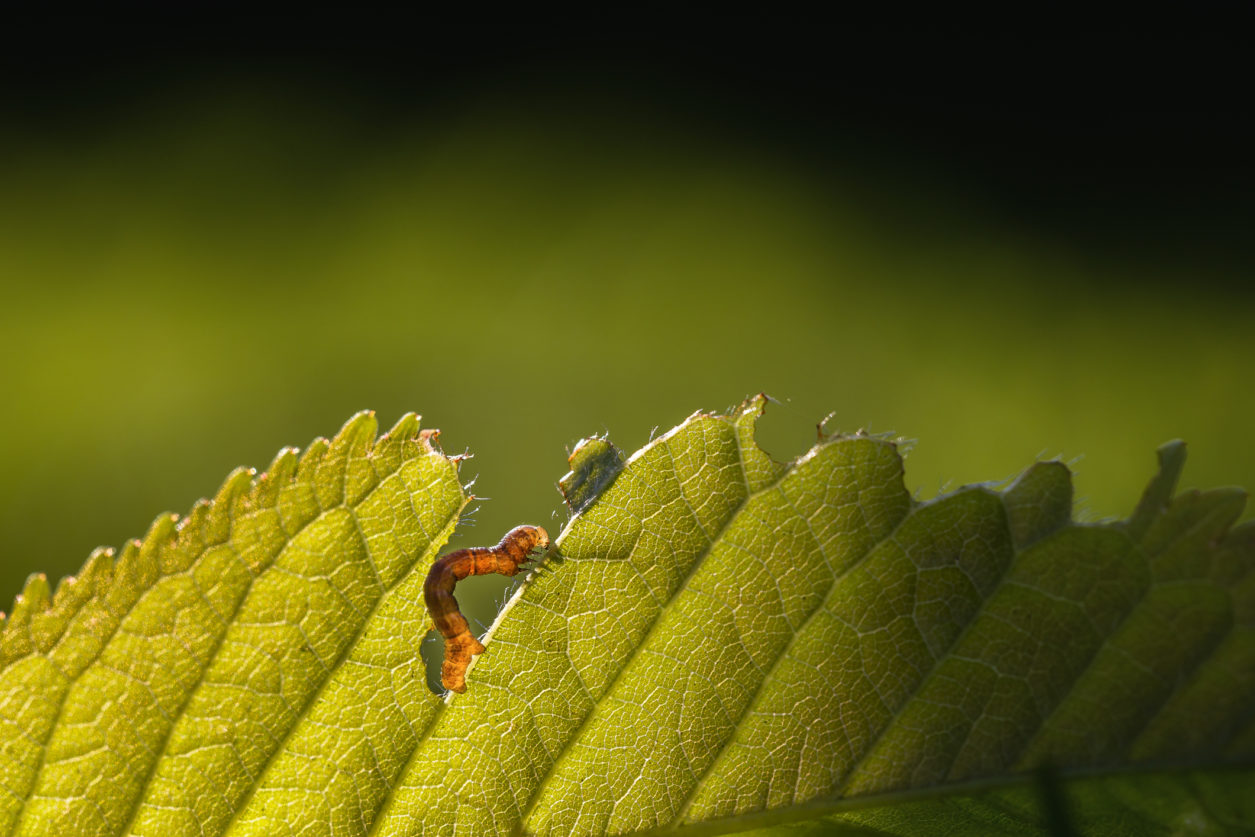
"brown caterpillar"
424,524,550,693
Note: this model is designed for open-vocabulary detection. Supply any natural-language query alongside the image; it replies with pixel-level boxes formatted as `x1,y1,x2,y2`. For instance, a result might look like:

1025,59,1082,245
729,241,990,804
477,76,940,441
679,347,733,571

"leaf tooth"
107,538,147,609
4,544,120,666
297,437,331,474
372,412,422,477
315,409,378,510
348,412,383,507
1002,460,1073,549
2,574,52,658
732,392,785,492
296,435,332,501
26,571,91,658
131,512,178,590
281,439,330,533
26,573,65,654
162,500,208,575
50,571,85,610
255,447,300,508
1,603,32,659
1127,439,1188,541
205,466,257,545
79,545,116,595
21,573,51,613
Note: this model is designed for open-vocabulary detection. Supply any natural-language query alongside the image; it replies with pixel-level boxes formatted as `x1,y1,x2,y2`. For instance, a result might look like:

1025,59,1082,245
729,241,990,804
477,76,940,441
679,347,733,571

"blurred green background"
2,23,1252,650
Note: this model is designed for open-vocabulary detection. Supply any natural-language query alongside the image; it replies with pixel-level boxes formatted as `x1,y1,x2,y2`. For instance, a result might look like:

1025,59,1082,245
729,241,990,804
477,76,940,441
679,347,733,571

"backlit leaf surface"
1,401,1250,836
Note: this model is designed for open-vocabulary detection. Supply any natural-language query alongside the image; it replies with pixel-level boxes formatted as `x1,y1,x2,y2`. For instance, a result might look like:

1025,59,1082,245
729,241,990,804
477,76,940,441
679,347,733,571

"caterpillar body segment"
424,525,550,692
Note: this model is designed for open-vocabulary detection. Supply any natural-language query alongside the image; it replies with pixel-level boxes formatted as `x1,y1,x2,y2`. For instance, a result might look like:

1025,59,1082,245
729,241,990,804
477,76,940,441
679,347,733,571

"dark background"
2,18,1251,645
7,19,1251,268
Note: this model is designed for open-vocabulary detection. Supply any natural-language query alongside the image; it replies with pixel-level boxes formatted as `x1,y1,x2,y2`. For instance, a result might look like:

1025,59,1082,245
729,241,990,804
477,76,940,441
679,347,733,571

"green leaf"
727,766,1255,836
0,412,469,836
1,402,1251,836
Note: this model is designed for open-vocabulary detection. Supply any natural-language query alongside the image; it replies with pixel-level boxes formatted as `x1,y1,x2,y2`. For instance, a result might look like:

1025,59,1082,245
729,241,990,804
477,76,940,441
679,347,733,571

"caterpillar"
424,524,550,693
